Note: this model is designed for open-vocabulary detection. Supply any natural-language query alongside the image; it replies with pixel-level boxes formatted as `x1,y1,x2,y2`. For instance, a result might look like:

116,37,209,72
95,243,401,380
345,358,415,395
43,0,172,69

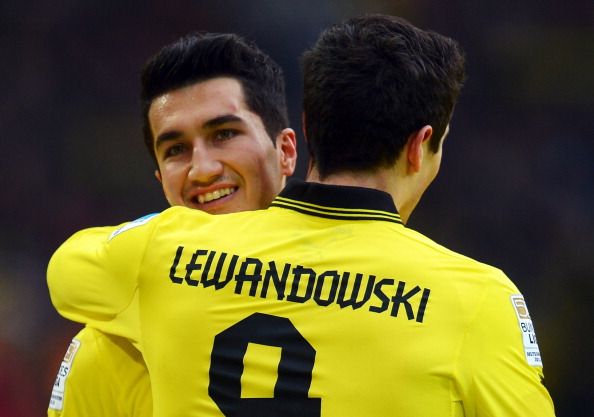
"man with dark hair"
47,32,296,416
141,32,296,213
48,15,555,416
302,14,462,179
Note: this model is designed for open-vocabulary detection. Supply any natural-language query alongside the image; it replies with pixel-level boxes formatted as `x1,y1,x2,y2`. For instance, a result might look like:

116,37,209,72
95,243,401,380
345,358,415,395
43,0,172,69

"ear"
406,125,433,173
154,169,163,184
276,128,297,177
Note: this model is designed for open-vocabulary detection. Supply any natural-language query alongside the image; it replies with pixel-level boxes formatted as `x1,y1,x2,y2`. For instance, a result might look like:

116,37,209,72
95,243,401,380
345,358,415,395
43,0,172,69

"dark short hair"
140,32,289,165
302,14,466,178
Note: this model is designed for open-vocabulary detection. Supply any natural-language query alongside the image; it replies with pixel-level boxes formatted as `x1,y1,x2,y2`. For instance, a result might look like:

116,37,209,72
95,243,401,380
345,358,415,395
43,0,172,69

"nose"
187,143,223,184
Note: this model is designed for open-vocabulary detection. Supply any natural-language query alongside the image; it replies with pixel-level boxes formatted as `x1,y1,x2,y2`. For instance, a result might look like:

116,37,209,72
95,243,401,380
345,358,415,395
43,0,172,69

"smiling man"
47,32,296,417
150,77,293,213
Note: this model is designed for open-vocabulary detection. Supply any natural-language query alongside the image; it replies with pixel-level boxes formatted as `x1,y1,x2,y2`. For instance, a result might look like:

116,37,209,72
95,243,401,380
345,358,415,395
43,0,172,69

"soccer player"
48,14,555,416
47,32,297,416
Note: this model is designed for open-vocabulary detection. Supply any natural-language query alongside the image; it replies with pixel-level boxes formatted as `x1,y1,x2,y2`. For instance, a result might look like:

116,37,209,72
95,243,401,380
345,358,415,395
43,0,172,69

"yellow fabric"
47,224,142,348
47,327,151,417
48,181,555,417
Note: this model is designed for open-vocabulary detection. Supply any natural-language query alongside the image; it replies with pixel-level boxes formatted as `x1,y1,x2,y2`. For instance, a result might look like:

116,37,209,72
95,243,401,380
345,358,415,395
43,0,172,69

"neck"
306,168,389,190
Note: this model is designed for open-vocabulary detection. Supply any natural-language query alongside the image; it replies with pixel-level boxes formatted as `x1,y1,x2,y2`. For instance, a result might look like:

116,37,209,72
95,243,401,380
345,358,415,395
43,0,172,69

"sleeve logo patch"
510,294,542,367
48,338,81,411
109,213,158,241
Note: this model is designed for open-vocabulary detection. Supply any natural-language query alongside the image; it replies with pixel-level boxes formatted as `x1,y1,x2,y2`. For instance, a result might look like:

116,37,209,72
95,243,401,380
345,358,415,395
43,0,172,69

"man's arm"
47,214,158,339
456,274,555,417
48,327,152,417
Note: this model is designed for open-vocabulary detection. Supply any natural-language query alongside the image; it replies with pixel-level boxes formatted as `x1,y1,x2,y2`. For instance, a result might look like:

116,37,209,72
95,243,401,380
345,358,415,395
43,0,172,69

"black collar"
271,179,402,224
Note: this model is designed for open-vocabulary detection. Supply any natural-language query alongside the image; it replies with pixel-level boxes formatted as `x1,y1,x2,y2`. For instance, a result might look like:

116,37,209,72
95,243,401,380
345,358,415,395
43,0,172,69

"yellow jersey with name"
48,180,555,417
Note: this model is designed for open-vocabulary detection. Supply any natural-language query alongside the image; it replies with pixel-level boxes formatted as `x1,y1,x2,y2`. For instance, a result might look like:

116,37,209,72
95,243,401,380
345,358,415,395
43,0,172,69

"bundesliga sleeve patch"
510,294,542,367
49,338,81,411
109,213,158,240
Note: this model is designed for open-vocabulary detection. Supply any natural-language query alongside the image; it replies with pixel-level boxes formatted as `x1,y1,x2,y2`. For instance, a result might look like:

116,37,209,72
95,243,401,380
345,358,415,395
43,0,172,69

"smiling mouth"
195,187,236,204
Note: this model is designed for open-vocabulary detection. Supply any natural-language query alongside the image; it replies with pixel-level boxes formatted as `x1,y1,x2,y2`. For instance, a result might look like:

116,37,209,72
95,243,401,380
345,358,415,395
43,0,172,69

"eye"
163,143,186,158
214,129,238,141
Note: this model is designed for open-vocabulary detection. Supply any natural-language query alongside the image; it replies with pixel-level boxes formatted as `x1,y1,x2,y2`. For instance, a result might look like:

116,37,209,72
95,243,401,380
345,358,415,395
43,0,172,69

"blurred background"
1,0,592,415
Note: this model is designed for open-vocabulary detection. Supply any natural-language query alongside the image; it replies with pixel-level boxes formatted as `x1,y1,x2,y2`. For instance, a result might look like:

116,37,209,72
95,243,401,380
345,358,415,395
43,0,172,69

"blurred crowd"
1,0,592,415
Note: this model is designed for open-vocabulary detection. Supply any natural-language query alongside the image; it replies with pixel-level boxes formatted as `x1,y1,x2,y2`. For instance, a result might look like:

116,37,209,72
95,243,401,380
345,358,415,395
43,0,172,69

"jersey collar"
271,179,402,224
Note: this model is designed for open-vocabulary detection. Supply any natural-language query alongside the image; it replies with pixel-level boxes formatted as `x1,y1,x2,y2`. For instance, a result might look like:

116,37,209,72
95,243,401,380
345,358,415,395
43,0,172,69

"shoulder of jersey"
160,206,260,221
402,226,514,288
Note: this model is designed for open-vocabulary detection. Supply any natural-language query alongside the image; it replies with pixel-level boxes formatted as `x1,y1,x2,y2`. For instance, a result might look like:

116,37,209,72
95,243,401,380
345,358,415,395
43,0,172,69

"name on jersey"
168,246,431,323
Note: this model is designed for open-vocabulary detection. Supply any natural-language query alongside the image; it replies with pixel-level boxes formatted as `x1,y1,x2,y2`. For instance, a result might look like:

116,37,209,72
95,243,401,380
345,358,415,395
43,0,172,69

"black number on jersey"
209,312,321,416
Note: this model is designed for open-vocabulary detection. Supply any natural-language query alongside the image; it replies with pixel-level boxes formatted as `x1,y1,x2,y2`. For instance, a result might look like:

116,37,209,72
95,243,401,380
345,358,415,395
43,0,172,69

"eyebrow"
154,131,182,149
203,114,243,130
154,114,244,150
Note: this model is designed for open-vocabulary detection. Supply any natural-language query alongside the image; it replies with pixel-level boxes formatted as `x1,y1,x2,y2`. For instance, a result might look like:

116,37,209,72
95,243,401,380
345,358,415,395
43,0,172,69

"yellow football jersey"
48,180,555,417
48,326,151,417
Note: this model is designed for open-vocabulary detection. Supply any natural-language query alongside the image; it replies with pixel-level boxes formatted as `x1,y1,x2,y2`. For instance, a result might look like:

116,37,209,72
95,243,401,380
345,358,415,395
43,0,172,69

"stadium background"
1,0,592,415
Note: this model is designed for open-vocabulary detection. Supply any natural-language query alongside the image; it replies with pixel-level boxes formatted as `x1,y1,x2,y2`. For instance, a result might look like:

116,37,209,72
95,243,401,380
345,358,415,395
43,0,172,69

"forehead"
148,77,251,125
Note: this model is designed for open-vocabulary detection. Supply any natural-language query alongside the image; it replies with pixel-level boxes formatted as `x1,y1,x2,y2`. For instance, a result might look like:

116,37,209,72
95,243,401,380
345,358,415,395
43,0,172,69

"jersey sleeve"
455,272,555,417
48,327,152,417
47,214,159,341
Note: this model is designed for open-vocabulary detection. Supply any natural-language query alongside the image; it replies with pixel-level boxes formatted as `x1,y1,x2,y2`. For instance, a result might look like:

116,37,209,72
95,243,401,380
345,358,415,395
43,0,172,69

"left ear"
275,128,298,177
154,169,163,184
406,125,433,173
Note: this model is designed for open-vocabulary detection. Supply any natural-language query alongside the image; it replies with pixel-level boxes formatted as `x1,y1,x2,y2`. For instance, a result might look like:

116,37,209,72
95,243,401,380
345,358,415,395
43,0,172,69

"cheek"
159,166,186,201
247,157,281,197
240,146,278,177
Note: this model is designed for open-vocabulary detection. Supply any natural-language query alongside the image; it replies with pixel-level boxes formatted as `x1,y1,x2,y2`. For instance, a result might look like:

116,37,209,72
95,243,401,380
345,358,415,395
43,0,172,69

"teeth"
197,187,234,204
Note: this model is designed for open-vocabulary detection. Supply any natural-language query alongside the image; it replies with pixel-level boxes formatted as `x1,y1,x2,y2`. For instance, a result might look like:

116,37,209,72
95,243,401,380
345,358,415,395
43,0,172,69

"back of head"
140,32,289,163
302,14,466,179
